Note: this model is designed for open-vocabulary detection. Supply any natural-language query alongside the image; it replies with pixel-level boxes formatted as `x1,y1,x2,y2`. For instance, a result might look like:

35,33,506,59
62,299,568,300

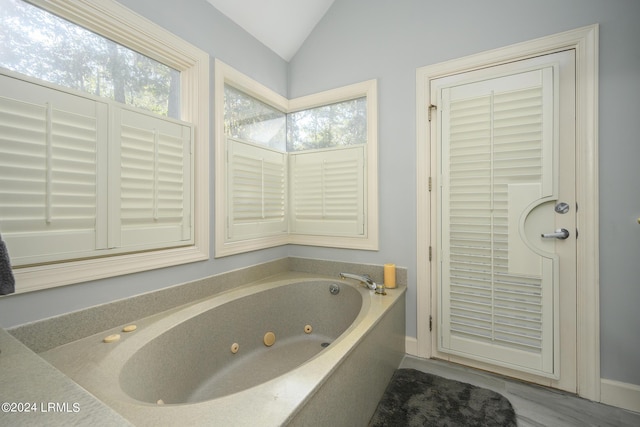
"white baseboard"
405,336,418,357
600,378,640,414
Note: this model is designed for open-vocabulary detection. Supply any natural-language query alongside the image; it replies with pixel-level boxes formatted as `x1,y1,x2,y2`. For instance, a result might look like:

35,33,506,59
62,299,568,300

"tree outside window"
0,0,180,118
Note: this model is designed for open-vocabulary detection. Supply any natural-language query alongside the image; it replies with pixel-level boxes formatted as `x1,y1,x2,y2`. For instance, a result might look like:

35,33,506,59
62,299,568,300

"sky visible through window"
0,0,180,118
224,85,286,151
287,97,366,151
224,84,367,152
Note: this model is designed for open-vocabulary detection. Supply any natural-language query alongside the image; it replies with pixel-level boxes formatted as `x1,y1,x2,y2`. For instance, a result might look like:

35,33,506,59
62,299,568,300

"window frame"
7,0,209,293
214,59,378,257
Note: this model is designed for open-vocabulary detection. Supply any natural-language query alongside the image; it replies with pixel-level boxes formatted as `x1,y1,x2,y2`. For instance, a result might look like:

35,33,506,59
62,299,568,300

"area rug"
369,368,517,427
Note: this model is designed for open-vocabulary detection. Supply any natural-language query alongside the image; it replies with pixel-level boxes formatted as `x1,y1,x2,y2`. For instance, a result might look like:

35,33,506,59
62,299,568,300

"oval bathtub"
120,279,362,404
41,273,406,426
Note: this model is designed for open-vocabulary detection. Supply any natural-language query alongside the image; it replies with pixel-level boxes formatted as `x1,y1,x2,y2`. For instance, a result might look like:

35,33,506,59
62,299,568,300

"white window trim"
10,0,210,293
214,59,378,257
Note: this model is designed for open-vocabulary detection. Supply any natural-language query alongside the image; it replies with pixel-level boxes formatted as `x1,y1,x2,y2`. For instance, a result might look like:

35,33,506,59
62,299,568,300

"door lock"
555,202,570,214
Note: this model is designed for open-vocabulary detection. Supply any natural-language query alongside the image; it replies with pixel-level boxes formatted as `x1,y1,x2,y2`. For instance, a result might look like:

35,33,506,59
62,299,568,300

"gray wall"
287,0,640,387
1,0,638,389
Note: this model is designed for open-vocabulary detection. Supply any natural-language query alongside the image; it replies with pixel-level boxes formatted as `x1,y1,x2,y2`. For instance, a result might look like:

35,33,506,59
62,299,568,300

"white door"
432,50,576,388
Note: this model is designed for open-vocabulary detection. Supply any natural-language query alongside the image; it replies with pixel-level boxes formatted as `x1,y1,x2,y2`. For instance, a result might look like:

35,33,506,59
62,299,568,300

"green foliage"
224,84,366,153
287,97,367,151
0,0,179,118
224,85,286,150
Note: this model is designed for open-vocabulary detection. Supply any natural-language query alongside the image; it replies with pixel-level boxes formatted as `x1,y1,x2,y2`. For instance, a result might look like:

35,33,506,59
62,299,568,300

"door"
431,51,576,389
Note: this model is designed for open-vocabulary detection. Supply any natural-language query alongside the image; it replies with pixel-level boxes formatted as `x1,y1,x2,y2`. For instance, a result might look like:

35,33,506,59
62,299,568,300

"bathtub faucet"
339,273,383,293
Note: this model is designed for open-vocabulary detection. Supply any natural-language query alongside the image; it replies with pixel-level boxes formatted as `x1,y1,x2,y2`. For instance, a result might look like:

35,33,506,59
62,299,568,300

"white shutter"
112,108,193,249
439,68,556,373
227,138,287,240
289,145,365,236
0,74,106,265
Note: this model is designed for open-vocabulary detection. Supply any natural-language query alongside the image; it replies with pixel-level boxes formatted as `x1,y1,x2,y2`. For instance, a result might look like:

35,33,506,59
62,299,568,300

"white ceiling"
206,0,336,62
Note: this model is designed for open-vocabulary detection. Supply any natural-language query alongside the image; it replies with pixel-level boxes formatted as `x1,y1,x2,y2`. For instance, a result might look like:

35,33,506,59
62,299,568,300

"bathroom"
1,0,640,425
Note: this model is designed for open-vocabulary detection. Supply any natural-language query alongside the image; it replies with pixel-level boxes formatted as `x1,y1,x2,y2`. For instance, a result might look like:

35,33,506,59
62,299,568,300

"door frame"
416,25,599,400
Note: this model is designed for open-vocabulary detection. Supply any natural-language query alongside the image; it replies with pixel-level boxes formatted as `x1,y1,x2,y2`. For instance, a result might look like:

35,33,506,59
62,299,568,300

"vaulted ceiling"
206,0,336,61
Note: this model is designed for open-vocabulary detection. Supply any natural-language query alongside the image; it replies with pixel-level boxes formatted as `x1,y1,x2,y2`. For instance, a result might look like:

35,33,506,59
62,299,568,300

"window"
215,59,378,256
224,85,286,150
227,138,287,241
0,0,209,293
0,0,180,118
289,145,365,236
287,97,367,151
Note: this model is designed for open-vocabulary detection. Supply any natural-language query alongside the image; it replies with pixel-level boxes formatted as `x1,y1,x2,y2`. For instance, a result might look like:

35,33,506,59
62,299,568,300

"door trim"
416,24,599,400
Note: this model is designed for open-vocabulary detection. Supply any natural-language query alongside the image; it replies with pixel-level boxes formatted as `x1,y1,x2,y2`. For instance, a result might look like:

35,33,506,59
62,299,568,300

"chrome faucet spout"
339,272,378,291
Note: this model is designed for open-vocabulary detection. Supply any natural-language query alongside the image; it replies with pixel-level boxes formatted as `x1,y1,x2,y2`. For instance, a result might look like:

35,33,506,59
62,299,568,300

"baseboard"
600,378,640,414
405,336,418,357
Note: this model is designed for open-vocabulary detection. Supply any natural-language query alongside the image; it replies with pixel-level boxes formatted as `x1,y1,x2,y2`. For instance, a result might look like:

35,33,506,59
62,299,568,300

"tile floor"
399,355,640,427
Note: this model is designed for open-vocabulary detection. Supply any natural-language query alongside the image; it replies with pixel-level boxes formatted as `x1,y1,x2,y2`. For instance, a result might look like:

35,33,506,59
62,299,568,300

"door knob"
541,228,570,240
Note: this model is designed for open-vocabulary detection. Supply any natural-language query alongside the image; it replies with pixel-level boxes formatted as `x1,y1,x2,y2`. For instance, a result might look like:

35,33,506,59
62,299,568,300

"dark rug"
369,368,517,427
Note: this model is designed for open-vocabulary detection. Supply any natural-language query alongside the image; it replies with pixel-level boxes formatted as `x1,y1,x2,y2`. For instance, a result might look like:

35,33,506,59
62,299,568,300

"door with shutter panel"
432,51,576,386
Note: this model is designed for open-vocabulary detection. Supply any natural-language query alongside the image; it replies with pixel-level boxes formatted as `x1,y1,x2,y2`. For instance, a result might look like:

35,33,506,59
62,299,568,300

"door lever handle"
541,228,570,240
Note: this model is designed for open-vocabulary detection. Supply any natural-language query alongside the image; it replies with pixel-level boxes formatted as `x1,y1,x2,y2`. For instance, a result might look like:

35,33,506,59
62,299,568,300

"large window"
0,0,209,293
215,59,378,256
0,0,180,118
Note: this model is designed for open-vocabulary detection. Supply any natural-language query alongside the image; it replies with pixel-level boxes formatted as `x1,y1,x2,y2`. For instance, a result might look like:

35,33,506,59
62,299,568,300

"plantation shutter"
227,138,287,240
439,68,556,374
289,145,365,236
0,74,107,266
111,108,193,249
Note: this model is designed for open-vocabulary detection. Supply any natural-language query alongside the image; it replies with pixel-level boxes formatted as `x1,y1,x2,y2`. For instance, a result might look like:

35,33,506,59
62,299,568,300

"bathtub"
41,273,406,426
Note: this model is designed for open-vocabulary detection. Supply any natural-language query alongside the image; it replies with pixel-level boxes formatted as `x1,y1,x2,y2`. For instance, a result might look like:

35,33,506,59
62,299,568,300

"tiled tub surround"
3,258,406,426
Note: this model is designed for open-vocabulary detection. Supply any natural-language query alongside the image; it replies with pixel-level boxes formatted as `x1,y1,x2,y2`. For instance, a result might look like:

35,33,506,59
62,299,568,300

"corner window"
287,97,367,151
215,59,378,256
0,0,209,293
224,85,286,150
